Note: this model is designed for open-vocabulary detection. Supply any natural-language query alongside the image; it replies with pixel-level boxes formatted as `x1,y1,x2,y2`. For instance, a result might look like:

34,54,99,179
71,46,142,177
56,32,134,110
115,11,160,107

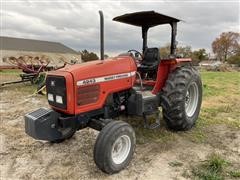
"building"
0,36,81,69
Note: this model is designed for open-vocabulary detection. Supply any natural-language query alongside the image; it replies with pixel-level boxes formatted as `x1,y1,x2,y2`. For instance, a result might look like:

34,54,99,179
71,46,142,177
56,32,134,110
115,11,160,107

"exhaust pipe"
99,11,104,60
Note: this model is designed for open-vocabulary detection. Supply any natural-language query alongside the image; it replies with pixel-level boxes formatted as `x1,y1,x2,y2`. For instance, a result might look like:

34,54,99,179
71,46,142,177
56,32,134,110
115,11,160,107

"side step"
143,111,161,129
127,89,161,129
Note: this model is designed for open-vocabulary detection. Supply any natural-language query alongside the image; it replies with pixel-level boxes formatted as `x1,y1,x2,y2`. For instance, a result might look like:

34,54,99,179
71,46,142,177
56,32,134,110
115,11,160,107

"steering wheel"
127,49,143,60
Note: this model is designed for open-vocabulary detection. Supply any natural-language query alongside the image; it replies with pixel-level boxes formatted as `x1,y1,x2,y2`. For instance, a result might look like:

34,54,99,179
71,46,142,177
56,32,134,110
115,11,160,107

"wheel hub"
111,135,131,164
185,91,190,106
185,82,199,117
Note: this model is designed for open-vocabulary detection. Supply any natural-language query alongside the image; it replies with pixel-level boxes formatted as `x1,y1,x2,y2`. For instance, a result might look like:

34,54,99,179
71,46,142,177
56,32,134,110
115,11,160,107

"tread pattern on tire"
160,66,202,131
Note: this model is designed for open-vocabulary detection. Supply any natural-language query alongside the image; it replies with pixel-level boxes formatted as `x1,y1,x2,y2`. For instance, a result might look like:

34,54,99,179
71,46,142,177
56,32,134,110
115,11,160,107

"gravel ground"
0,82,239,180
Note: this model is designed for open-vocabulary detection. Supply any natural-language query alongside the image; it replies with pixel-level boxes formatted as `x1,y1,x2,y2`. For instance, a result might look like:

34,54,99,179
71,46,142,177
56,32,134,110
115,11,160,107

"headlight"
48,93,54,101
46,75,66,109
56,95,63,104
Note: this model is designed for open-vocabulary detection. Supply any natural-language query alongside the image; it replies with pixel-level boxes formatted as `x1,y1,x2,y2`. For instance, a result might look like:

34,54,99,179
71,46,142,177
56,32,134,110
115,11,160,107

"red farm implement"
1,55,52,87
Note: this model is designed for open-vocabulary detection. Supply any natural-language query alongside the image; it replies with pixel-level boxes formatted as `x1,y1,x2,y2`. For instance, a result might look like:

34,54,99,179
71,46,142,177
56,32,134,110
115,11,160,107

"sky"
1,0,239,56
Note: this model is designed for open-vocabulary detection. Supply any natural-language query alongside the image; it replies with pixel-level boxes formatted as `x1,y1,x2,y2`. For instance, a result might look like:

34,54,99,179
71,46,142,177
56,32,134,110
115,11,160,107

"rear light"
77,85,100,106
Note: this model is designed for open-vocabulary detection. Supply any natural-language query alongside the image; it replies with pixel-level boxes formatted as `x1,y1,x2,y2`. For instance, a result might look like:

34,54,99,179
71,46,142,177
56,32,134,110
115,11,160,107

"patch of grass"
126,115,175,144
201,71,240,98
229,170,240,178
182,169,191,178
1,83,37,94
169,161,183,167
183,128,206,143
202,84,221,97
192,153,229,180
0,69,21,74
206,154,229,172
199,73,240,129
131,72,240,144
199,106,240,129
134,126,175,144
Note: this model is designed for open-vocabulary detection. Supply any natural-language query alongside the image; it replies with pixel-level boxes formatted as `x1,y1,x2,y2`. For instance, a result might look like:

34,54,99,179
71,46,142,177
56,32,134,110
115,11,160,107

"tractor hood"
57,56,137,81
46,55,137,115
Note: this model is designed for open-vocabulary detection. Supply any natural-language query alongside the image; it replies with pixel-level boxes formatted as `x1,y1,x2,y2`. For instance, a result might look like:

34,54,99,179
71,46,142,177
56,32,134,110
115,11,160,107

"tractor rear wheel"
160,66,202,131
94,121,136,174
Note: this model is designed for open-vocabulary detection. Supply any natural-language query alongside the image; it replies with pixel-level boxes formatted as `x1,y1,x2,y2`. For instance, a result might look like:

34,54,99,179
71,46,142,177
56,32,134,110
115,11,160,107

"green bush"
227,55,240,66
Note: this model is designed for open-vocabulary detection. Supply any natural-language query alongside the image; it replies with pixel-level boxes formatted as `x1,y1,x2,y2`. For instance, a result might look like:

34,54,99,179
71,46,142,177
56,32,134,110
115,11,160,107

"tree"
104,54,109,59
176,46,192,58
159,44,170,58
80,49,99,62
159,44,208,65
159,45,192,58
191,48,208,64
228,55,240,66
212,32,240,62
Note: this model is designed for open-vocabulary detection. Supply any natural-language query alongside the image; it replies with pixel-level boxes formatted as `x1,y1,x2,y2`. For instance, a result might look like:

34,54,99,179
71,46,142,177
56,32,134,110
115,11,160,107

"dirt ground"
0,72,240,180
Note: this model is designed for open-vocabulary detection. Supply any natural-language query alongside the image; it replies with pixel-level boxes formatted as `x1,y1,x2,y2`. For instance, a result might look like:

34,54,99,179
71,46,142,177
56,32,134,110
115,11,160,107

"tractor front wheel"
160,66,202,131
94,121,136,174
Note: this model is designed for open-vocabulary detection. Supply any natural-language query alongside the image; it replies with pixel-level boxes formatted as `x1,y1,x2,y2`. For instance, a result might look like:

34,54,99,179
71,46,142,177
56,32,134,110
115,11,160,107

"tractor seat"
138,48,160,72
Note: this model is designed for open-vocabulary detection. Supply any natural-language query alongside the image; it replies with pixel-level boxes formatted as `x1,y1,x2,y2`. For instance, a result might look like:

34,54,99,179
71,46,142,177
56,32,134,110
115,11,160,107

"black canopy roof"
113,11,180,27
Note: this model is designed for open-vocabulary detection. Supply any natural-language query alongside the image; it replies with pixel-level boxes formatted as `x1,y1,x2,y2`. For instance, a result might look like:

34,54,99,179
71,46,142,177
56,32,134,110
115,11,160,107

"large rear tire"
160,66,202,131
94,121,136,174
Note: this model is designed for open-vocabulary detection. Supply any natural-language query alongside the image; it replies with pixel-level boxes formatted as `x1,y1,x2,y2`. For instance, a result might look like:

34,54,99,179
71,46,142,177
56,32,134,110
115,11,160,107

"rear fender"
152,58,191,94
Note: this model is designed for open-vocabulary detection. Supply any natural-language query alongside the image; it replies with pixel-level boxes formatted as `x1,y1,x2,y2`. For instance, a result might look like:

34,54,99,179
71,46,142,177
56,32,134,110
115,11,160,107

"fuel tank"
48,56,137,114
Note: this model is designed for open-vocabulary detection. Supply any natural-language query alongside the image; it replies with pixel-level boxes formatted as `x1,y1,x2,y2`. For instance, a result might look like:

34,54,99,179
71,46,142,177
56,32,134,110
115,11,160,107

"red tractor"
25,11,202,174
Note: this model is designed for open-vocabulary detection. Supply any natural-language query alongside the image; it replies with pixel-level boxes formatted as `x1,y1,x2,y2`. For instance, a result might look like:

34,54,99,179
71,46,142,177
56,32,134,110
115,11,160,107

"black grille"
46,75,67,109
26,108,52,120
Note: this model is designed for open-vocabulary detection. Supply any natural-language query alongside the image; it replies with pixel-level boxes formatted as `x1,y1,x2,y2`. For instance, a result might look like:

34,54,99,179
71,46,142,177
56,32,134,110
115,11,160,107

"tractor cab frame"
113,11,188,95
113,11,180,55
